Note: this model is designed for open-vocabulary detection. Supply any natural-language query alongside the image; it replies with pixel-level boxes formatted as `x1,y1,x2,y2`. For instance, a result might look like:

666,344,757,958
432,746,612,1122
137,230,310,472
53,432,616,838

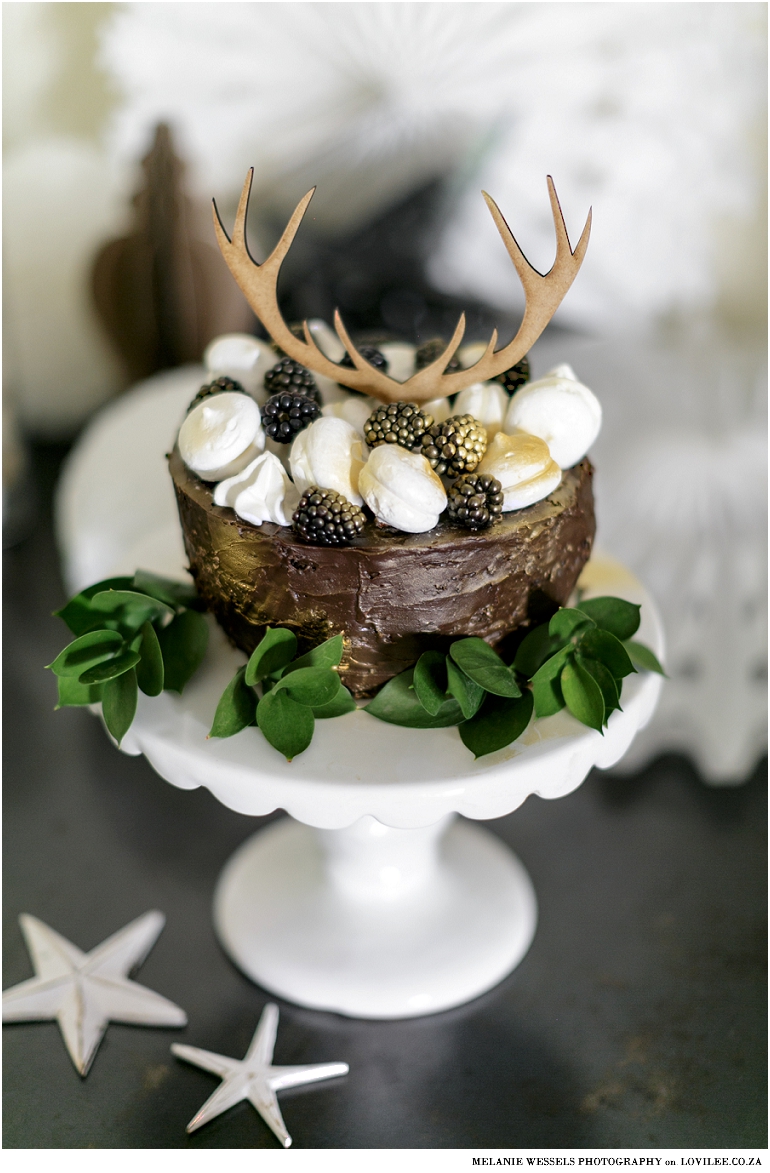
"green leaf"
530,645,572,686
210,666,256,738
55,676,104,708
47,629,124,677
512,624,565,678
577,628,636,680
624,640,666,676
311,685,357,719
449,638,521,698
101,667,138,745
549,608,595,642
136,621,164,696
365,668,464,728
561,659,605,733
54,577,134,636
273,666,340,708
89,589,175,632
256,689,314,760
413,651,448,716
446,658,485,720
576,653,621,723
532,673,565,718
282,633,344,674
245,628,298,686
79,648,141,685
132,569,203,610
576,596,641,640
459,691,534,759
158,609,209,693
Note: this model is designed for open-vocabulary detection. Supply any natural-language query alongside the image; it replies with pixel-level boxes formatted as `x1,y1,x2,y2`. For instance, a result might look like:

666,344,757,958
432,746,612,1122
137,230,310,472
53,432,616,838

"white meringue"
290,416,366,506
359,444,447,533
321,395,376,435
305,318,345,362
478,431,562,512
453,381,509,439
203,334,276,400
423,396,452,424
378,341,416,383
301,318,349,403
179,392,265,481
504,365,601,469
214,451,300,526
458,341,488,369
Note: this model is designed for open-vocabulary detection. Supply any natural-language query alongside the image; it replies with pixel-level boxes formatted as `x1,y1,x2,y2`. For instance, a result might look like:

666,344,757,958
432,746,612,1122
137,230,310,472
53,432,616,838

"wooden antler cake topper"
213,170,591,404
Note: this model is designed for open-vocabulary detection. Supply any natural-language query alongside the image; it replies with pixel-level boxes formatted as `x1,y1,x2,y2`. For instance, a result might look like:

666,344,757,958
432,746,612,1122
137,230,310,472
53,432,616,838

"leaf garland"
51,571,665,764
365,595,664,758
48,570,208,744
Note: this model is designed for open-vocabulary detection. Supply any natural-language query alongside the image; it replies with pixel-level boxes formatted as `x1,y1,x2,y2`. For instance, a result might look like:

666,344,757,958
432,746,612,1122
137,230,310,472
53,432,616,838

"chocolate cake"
168,170,600,698
170,447,595,697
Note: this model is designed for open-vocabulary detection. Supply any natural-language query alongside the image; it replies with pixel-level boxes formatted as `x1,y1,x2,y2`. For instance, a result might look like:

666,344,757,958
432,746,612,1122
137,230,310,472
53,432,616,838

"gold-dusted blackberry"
339,345,389,374
364,402,434,451
264,357,321,406
417,414,487,476
262,392,321,443
187,376,246,412
292,488,367,547
446,473,504,530
499,355,530,394
414,337,461,374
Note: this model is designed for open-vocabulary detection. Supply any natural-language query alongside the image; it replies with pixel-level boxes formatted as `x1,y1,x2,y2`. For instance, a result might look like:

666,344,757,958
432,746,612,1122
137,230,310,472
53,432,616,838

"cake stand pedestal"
213,814,536,1018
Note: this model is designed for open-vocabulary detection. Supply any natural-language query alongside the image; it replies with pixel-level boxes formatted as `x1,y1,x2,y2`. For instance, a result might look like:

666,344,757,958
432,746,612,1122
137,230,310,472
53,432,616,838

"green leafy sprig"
210,630,355,761
48,570,209,744
50,572,664,765
365,597,664,758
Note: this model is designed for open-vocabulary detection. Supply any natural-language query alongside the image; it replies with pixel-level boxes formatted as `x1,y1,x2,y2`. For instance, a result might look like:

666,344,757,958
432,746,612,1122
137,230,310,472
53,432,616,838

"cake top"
175,174,601,541
177,338,602,542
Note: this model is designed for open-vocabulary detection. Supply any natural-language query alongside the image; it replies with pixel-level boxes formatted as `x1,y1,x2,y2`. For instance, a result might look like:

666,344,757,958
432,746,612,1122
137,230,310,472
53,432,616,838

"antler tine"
546,175,573,269
482,191,541,281
231,167,253,253
545,175,592,272
420,314,468,378
331,310,365,371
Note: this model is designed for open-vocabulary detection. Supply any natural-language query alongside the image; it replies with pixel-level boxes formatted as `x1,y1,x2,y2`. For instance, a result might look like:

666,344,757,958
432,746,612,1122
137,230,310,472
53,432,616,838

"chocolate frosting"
170,447,595,696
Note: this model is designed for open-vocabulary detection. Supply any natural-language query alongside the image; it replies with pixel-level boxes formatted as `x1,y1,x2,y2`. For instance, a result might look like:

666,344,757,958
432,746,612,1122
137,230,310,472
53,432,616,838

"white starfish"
2,910,187,1076
172,1003,349,1147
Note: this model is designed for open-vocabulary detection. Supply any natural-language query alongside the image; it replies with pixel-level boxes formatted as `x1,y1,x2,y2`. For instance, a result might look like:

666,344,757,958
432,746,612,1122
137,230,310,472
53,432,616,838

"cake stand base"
213,814,537,1019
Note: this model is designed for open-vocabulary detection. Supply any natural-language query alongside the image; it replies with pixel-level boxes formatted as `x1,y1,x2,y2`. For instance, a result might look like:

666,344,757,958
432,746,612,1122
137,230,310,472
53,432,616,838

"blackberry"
292,487,367,547
187,376,246,412
363,402,434,451
262,392,321,443
417,414,487,476
339,345,389,374
447,473,504,531
264,357,321,406
499,355,530,394
415,337,461,374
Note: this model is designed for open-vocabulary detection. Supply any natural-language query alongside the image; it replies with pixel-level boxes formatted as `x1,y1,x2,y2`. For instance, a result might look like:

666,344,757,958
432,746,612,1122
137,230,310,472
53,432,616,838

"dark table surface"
3,443,766,1150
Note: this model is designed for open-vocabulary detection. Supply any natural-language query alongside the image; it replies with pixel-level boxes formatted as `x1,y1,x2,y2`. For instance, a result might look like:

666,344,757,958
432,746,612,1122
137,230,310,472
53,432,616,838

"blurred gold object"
92,124,253,382
213,169,591,405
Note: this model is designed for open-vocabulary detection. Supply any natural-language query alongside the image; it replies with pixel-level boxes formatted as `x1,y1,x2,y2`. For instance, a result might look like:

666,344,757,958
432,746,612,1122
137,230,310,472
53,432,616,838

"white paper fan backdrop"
99,3,764,330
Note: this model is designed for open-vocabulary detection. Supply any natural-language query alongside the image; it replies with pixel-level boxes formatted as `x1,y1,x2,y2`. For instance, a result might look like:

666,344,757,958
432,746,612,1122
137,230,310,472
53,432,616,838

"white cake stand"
56,374,664,1019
